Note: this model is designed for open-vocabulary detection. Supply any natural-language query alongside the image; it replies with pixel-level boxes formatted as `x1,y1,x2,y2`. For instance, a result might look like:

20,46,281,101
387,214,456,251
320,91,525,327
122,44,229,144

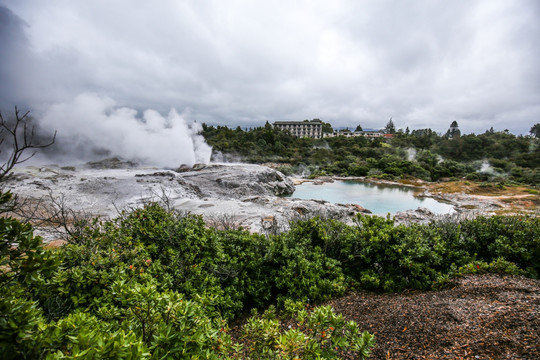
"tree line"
202,122,540,185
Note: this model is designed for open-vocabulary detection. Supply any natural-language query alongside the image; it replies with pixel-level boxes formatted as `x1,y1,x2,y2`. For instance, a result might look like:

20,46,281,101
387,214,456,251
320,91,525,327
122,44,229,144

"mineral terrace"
7,161,373,240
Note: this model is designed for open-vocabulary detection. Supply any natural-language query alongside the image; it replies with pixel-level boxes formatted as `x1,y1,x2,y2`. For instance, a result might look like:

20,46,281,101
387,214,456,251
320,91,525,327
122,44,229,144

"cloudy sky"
1,0,539,135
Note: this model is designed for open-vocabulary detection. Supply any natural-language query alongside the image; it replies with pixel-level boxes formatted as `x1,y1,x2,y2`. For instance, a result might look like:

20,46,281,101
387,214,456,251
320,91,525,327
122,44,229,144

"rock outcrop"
179,164,295,198
394,207,438,225
6,163,303,238
6,162,487,240
86,157,138,169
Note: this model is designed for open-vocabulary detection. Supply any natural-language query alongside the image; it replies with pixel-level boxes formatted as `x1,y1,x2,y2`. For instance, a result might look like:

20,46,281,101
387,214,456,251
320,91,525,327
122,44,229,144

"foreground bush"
1,197,375,358
2,195,539,358
238,303,374,359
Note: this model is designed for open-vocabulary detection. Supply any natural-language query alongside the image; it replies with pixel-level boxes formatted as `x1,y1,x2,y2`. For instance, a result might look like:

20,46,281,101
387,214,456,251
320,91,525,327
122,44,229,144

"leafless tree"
206,212,241,231
112,185,191,223
12,190,98,243
0,106,56,182
146,185,174,212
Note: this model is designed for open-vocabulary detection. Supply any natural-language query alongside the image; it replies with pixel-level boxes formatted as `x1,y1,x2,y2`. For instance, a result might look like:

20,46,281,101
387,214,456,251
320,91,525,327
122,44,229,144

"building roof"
273,120,323,125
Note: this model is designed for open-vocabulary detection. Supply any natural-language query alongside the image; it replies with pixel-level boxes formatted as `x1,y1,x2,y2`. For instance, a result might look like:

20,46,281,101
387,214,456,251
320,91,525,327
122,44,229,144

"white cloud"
1,0,539,136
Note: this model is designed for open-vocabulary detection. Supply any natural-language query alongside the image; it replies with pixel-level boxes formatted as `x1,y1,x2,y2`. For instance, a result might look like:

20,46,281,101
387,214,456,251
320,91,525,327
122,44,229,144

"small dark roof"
273,120,323,125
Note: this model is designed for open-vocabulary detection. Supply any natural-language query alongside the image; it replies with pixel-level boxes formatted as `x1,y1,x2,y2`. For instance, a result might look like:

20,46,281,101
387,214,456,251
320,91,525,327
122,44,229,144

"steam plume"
38,93,211,167
406,148,417,161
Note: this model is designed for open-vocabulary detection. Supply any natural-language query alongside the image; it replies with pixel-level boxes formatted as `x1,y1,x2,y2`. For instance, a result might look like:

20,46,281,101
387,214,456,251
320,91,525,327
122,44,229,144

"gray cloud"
1,0,539,136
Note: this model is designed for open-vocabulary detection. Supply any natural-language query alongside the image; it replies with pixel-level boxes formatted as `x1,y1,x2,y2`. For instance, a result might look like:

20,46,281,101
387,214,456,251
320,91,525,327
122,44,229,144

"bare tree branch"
206,212,242,231
12,191,98,243
0,106,56,182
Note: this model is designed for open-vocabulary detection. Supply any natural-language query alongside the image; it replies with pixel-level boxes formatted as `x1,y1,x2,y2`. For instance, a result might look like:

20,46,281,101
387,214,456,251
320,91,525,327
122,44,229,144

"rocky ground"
425,181,540,216
5,161,366,238
328,274,540,359
6,161,537,241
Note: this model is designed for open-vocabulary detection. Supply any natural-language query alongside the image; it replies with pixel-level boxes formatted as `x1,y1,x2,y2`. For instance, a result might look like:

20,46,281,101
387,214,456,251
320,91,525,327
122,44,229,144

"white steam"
479,161,496,174
313,141,330,150
406,148,417,161
38,93,212,167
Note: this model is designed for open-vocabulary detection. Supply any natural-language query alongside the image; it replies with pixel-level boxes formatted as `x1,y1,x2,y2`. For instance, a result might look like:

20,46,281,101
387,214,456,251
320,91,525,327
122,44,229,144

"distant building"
323,130,384,138
362,131,384,138
273,120,388,140
273,119,323,139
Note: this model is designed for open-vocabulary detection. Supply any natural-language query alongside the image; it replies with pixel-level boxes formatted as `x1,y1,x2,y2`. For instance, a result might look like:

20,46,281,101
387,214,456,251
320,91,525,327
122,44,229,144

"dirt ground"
424,181,540,215
328,274,540,359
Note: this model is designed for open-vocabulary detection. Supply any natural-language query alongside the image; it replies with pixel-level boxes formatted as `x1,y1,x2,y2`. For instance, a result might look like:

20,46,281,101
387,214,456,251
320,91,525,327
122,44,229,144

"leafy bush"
43,311,149,359
270,232,346,304
3,190,540,358
278,213,539,292
238,304,375,359
0,294,45,359
0,192,58,290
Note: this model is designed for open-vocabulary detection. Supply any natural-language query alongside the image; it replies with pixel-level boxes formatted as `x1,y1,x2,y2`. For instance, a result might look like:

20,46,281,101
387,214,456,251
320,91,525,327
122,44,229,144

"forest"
202,122,540,185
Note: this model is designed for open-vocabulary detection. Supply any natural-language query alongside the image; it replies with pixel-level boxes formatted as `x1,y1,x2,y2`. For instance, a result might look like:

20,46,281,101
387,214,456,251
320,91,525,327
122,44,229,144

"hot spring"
289,180,455,215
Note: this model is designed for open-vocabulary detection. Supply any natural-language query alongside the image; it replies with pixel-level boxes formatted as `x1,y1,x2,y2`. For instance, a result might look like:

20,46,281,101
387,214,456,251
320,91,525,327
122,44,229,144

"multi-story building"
323,130,384,138
273,119,323,139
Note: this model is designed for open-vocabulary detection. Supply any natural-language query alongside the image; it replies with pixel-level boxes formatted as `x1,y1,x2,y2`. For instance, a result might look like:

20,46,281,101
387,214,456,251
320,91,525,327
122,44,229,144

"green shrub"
271,224,347,303
0,294,45,359
0,194,58,290
44,312,149,359
3,192,539,359
238,305,375,359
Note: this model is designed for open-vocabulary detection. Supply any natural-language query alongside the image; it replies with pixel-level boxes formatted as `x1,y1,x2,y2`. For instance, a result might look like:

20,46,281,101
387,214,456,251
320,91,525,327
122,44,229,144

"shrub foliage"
2,192,539,358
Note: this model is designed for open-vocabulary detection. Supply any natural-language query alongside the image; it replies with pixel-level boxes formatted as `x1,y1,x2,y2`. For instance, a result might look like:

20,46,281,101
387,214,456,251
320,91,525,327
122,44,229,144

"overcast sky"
1,0,539,135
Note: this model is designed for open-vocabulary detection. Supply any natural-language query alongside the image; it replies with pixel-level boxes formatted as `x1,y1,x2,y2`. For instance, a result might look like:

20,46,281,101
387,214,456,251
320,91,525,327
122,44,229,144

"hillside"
202,124,540,186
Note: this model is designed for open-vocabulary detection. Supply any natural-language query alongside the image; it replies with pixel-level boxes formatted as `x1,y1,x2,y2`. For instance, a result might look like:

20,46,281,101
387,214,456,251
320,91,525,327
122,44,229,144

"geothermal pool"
290,180,455,215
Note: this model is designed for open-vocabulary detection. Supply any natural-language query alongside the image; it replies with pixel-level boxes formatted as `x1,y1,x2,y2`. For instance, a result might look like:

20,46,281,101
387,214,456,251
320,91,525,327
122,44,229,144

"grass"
428,180,536,197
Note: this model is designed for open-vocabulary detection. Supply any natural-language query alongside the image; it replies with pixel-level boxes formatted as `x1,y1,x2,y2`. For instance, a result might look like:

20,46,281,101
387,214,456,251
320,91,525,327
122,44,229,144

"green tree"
446,120,461,138
530,123,540,138
322,122,333,133
384,118,395,134
355,124,363,132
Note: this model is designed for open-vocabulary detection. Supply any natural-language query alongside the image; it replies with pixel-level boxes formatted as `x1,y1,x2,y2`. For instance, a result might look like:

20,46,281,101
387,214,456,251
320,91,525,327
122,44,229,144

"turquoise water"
290,180,454,215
